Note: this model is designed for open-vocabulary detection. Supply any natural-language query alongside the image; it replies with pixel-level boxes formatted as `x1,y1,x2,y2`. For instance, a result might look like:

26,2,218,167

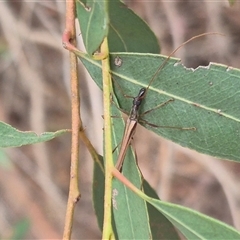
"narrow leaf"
108,0,159,53
146,198,240,239
92,155,105,231
76,0,159,55
0,122,69,148
143,181,181,239
76,0,108,55
110,53,240,162
78,52,240,162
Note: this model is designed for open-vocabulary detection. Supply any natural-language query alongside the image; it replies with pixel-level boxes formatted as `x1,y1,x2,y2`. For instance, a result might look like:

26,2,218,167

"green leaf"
92,154,120,238
78,52,240,162
0,122,69,148
143,181,181,239
92,155,105,231
76,0,108,55
108,0,160,53
145,198,240,239
76,0,159,55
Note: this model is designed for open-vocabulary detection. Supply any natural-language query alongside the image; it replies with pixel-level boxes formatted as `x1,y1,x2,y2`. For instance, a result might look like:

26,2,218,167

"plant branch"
62,0,81,239
101,38,114,239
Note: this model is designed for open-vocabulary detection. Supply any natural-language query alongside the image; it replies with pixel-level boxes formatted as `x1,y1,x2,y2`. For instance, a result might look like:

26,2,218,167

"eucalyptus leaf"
108,0,160,53
0,122,68,148
145,198,240,239
92,155,105,231
76,0,159,55
143,181,181,239
76,0,108,55
79,52,240,162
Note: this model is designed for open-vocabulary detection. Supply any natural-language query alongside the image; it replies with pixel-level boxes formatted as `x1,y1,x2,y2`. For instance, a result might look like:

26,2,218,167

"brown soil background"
1,1,240,239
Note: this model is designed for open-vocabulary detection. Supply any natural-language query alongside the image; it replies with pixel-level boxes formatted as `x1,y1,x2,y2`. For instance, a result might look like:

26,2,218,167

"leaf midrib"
111,71,240,123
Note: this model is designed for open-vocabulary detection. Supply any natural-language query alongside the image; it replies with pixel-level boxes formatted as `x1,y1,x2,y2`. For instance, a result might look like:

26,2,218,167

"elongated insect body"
115,88,146,171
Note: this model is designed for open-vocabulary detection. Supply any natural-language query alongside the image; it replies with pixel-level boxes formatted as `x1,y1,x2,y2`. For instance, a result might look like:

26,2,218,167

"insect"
114,87,146,171
114,88,184,171
113,33,217,171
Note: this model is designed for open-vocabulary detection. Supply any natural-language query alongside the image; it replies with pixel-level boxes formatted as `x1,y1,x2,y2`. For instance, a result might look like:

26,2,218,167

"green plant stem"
62,0,81,239
101,38,114,239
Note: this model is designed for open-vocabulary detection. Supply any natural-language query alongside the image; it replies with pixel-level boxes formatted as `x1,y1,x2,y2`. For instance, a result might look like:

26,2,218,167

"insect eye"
138,88,146,99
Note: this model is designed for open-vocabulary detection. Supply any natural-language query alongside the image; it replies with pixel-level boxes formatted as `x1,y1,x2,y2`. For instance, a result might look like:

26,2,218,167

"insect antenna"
144,32,224,96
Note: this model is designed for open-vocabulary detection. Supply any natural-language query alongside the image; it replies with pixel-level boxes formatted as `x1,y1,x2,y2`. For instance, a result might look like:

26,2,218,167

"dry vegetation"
0,1,240,239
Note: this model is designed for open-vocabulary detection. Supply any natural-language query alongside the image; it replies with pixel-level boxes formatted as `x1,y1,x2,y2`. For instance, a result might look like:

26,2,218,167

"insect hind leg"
139,98,196,131
140,119,196,131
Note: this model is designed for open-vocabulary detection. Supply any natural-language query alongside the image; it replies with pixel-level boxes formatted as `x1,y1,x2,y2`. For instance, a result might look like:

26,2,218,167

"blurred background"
1,1,240,239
